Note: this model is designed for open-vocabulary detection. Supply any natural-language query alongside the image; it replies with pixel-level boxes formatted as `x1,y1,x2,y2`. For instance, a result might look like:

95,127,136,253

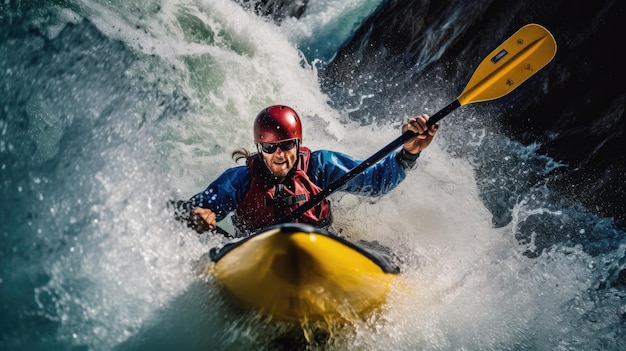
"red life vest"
234,147,332,233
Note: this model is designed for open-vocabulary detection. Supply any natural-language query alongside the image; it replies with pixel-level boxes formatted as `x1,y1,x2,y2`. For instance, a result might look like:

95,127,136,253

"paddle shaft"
277,24,557,225
276,100,460,224
214,225,234,238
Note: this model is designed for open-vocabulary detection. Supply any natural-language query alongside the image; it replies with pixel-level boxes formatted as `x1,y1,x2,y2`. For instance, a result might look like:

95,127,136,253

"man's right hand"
190,207,217,234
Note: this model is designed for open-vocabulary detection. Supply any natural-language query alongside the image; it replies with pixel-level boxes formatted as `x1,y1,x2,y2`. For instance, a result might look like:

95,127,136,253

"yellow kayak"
207,223,399,323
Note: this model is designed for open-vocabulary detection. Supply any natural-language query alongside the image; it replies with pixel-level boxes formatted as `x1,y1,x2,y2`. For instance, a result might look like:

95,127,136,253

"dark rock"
322,0,626,230
233,0,308,23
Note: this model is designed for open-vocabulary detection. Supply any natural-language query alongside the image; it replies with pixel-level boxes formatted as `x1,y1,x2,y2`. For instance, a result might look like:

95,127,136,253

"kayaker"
175,105,438,236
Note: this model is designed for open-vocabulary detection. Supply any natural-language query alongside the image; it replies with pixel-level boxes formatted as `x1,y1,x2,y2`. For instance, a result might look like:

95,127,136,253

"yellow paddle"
278,23,557,224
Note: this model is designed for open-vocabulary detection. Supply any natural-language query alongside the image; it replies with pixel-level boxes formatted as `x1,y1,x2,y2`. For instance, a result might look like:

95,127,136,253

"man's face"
259,139,298,178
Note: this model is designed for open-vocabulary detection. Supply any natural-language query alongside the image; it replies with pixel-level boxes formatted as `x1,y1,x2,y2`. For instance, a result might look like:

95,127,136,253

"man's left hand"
402,114,438,154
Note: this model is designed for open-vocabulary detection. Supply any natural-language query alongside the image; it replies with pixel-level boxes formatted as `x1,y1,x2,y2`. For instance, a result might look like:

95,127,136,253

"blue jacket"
188,149,416,222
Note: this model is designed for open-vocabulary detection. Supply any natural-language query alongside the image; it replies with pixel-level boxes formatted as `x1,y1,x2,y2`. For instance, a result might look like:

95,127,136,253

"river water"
1,1,624,350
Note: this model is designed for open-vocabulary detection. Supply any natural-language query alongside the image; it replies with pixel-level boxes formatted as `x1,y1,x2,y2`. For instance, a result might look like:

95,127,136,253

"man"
176,105,438,236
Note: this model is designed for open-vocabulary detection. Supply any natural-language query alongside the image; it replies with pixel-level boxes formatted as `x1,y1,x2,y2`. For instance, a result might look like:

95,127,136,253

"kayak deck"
208,223,399,323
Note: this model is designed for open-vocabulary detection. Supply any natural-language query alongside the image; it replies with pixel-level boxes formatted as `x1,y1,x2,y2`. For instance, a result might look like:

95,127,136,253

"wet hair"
232,148,254,163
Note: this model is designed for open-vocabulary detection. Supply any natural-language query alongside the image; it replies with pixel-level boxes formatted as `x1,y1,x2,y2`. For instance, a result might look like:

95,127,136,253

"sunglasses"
259,140,298,154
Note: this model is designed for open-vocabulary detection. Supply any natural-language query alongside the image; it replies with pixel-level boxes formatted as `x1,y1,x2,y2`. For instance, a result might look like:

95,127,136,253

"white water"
2,0,625,350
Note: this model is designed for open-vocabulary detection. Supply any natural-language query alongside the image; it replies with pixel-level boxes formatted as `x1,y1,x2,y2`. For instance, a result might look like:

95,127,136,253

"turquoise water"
1,1,624,350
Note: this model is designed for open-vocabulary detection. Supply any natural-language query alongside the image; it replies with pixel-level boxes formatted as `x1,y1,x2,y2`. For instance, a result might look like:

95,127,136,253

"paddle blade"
458,23,557,105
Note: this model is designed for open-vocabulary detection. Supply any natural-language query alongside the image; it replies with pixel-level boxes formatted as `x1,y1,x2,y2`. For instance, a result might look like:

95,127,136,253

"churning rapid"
1,0,624,350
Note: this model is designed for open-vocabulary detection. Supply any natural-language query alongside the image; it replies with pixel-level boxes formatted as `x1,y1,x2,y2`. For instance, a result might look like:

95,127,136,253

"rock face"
322,0,625,229
233,0,308,23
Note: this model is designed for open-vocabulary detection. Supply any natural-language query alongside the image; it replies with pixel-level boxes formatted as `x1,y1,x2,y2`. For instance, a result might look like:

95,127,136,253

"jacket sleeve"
307,149,414,196
187,166,251,221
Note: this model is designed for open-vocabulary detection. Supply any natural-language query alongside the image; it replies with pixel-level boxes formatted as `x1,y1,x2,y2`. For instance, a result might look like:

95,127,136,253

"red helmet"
253,105,302,143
